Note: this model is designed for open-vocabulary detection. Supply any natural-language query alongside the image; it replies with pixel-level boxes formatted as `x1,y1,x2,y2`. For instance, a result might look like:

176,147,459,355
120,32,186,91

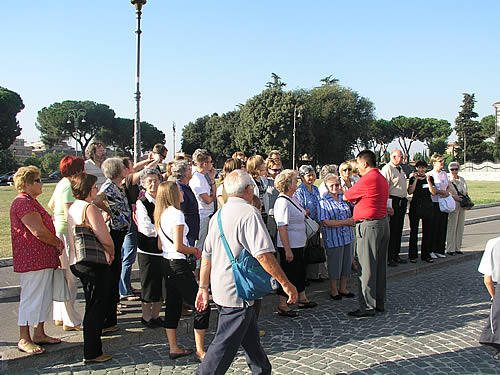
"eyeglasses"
341,168,352,172
450,168,459,171
34,178,41,183
270,168,282,172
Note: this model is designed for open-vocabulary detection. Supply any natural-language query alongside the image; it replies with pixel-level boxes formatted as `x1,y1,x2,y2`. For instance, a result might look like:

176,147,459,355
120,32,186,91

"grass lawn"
0,180,498,259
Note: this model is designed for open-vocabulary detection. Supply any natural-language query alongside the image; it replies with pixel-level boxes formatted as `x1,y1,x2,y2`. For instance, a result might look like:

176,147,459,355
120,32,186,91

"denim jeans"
119,221,137,296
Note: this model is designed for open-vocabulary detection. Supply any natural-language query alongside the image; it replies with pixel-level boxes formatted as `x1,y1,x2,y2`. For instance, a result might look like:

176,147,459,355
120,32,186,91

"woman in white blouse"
274,169,317,317
154,181,209,362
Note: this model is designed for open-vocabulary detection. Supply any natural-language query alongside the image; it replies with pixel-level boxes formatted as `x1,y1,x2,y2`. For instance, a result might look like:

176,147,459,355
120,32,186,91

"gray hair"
323,173,339,183
171,160,191,181
140,167,161,184
224,170,252,196
298,165,315,177
449,161,460,169
320,164,338,179
101,157,124,180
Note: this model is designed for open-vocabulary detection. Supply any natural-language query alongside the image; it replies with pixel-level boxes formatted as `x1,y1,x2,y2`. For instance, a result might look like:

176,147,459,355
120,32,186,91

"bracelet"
199,285,209,290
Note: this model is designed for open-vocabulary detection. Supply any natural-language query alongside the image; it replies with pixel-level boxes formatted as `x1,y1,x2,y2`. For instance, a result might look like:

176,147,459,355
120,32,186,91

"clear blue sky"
3,1,499,157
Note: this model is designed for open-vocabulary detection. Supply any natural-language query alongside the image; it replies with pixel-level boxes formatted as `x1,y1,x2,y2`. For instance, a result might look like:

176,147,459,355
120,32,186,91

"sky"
3,1,499,159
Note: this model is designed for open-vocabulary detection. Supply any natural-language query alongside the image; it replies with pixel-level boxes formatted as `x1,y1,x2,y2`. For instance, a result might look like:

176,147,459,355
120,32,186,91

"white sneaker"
436,253,446,258
429,252,437,259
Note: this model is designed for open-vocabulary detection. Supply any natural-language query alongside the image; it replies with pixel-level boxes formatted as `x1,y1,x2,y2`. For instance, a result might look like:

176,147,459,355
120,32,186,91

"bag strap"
80,202,91,226
451,181,464,196
159,222,174,244
278,195,310,219
217,209,235,263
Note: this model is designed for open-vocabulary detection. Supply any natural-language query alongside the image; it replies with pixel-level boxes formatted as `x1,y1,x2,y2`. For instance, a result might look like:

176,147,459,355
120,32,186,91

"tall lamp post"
292,104,301,170
494,102,500,162
67,109,86,157
131,0,146,163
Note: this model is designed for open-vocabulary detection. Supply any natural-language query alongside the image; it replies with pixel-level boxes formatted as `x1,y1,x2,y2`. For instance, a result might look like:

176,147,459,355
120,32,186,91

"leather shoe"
375,307,385,313
395,257,407,264
330,294,342,300
348,309,375,318
388,260,398,267
141,318,157,329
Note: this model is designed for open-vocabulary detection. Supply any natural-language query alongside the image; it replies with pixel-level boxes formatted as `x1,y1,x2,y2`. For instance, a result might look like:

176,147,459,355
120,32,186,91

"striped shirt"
318,193,354,248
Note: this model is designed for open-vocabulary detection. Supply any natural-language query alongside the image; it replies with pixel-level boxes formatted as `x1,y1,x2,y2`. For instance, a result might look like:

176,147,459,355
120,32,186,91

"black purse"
304,232,326,264
452,182,474,209
159,224,197,272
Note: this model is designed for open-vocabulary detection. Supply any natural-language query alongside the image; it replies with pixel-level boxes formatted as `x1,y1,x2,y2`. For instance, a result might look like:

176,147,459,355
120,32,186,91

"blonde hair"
154,181,181,231
323,173,339,183
246,155,264,179
274,169,298,194
430,153,444,165
13,166,40,192
348,159,359,175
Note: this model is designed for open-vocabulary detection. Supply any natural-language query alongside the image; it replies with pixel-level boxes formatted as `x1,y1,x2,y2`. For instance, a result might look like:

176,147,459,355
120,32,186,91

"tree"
305,79,375,165
23,155,42,169
181,115,211,155
41,151,66,176
96,118,165,156
0,149,19,173
480,115,496,141
36,100,115,157
265,73,286,89
205,111,239,165
454,93,486,163
356,119,398,163
0,87,24,150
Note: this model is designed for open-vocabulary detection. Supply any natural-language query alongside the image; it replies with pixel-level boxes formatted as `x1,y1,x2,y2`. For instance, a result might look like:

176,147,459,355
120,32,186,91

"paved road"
3,220,500,374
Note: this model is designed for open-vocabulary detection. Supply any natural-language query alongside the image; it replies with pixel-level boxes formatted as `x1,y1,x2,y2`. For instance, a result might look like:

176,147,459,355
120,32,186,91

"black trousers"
160,258,210,330
388,196,407,261
105,229,127,328
71,262,111,360
408,209,432,260
195,304,271,375
277,247,306,296
430,203,448,255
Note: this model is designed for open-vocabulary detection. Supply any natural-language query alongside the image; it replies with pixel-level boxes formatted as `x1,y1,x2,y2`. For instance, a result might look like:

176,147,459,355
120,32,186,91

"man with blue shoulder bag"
195,170,298,374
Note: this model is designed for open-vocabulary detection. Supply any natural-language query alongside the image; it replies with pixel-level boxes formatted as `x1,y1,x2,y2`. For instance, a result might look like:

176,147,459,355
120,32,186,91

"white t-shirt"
274,194,307,249
84,159,106,188
478,237,500,282
429,170,448,203
158,206,189,260
189,172,214,218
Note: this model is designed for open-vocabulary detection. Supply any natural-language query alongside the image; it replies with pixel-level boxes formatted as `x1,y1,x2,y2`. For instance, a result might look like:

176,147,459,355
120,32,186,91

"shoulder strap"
159,222,174,244
451,181,463,196
217,209,235,263
81,202,91,225
279,195,310,218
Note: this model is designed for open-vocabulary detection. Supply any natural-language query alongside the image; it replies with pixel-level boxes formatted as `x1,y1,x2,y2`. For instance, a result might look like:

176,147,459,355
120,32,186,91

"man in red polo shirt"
344,150,390,318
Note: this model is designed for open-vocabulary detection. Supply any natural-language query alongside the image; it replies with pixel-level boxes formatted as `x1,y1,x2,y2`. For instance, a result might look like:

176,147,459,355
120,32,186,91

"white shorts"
18,268,54,326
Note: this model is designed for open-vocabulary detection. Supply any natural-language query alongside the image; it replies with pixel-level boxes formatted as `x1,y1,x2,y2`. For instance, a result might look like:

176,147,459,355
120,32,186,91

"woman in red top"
10,166,64,355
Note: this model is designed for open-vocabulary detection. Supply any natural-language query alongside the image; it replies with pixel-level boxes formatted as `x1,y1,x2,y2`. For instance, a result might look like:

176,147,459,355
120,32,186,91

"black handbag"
452,182,474,209
304,233,326,264
73,203,108,265
159,224,197,272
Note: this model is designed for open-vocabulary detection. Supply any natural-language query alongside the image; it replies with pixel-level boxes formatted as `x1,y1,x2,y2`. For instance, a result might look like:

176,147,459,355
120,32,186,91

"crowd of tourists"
10,143,472,372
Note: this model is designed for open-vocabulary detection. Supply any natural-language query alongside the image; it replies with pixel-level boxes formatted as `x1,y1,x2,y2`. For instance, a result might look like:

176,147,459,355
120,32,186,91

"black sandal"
298,300,318,309
277,307,298,317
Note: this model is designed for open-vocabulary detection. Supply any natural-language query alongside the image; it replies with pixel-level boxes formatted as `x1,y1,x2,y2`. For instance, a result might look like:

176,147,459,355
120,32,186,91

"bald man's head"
391,149,403,166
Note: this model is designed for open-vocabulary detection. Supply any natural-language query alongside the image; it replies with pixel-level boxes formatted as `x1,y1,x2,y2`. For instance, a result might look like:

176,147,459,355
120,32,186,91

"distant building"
8,139,33,164
26,140,76,157
446,142,459,157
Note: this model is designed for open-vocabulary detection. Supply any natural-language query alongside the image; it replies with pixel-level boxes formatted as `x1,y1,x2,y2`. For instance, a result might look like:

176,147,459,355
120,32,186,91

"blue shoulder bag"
217,209,278,300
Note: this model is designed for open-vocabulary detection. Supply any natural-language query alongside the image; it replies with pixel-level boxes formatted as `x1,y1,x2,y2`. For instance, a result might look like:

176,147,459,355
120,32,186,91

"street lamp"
67,109,86,157
292,104,302,170
493,102,500,162
131,0,146,163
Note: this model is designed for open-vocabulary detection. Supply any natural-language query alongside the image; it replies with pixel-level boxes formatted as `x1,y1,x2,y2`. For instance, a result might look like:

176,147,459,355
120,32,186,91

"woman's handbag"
452,182,474,209
52,268,70,302
438,194,456,213
217,209,278,300
304,233,326,264
279,195,319,240
73,203,108,265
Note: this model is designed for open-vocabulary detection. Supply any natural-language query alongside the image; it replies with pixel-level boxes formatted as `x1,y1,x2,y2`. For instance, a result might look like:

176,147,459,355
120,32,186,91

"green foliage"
412,151,428,162
96,118,165,157
181,115,211,156
36,100,115,157
480,115,496,140
0,87,24,150
23,155,42,169
0,149,19,173
305,80,374,165
22,151,65,176
357,119,398,163
454,93,487,163
428,138,448,156
205,112,239,165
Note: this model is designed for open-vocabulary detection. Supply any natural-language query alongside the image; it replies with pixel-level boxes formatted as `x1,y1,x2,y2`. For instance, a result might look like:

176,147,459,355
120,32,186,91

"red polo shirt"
343,168,389,221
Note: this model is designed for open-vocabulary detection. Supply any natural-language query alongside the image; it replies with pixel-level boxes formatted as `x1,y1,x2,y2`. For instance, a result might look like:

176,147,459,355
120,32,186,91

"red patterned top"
10,192,59,273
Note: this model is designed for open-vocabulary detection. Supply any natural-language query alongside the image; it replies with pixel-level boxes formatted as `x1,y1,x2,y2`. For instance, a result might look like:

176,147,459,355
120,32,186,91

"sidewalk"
0,204,499,373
